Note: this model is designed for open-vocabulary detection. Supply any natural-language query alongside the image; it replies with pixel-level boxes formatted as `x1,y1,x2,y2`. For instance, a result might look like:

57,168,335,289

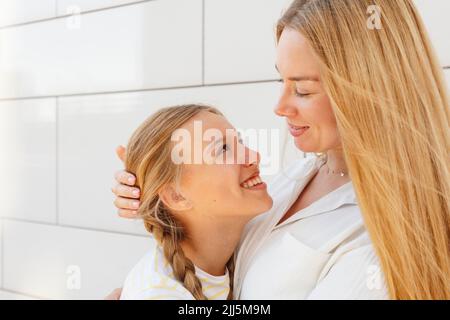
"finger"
116,145,127,163
111,184,140,199
114,197,140,211
104,288,123,300
118,208,139,219
114,170,136,186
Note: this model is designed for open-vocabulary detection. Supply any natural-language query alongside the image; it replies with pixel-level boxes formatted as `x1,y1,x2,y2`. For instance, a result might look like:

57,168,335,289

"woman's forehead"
276,28,321,79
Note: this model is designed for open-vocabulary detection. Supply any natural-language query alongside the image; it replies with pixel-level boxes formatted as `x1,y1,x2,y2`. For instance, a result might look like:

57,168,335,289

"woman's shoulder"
120,240,194,300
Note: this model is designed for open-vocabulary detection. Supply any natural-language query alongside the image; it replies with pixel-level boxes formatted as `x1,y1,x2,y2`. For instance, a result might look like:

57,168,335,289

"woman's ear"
159,184,192,212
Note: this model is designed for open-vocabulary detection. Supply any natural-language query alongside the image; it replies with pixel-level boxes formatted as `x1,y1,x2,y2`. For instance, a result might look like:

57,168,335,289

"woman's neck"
325,147,348,173
180,216,248,276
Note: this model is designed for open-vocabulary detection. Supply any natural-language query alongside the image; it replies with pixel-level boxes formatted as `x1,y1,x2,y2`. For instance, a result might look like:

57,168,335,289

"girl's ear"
159,184,192,211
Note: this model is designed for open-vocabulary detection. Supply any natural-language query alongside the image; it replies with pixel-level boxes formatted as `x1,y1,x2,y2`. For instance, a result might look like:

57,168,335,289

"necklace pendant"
340,172,345,177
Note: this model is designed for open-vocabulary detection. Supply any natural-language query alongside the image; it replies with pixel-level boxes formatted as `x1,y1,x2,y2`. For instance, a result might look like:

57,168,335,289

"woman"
119,104,273,300
112,0,450,299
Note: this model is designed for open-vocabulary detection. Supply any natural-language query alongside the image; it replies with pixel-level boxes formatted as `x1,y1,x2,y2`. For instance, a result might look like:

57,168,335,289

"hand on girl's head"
112,145,141,218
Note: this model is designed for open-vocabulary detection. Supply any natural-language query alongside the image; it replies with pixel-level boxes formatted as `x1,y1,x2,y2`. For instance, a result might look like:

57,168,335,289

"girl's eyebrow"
275,64,319,82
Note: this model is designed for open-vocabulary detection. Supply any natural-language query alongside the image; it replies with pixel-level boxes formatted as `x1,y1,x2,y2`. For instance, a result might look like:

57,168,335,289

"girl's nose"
242,146,260,167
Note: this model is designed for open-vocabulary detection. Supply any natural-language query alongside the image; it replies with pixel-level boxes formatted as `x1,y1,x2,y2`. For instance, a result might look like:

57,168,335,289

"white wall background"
0,0,449,299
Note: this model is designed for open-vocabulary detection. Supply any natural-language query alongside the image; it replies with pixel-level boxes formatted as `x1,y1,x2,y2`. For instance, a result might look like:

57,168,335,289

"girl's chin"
249,197,274,215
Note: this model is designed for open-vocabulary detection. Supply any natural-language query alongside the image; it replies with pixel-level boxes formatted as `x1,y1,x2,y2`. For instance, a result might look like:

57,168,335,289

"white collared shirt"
234,155,389,300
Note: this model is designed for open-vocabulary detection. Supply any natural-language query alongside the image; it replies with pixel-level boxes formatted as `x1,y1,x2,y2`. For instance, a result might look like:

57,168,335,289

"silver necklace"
324,161,348,177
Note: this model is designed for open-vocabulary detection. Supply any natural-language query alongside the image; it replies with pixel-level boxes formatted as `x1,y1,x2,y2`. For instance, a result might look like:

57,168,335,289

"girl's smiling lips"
240,170,260,185
240,171,267,190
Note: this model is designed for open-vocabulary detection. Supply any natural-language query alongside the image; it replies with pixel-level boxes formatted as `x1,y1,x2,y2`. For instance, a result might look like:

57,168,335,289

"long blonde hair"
125,104,234,300
277,0,450,299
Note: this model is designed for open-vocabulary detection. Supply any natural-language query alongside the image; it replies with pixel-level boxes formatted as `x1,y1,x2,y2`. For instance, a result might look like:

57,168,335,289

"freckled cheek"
195,169,241,201
204,185,242,211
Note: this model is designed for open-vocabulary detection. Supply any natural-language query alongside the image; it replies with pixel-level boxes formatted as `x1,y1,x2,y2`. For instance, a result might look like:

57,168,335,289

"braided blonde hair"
125,104,234,300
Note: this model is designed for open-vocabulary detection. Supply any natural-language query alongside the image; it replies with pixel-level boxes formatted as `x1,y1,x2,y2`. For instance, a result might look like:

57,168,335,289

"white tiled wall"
204,0,293,83
0,0,448,299
2,220,151,299
0,0,57,27
56,0,144,15
0,0,203,99
414,0,450,67
0,98,57,223
0,219,2,287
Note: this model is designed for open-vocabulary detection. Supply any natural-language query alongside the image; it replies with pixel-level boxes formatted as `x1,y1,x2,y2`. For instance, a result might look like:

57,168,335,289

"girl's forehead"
184,111,235,133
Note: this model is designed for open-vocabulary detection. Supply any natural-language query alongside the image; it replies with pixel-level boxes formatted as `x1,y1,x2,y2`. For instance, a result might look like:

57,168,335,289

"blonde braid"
148,203,207,300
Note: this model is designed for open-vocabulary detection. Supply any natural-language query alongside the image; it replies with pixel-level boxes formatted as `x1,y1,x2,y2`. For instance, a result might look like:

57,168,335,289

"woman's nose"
274,96,297,118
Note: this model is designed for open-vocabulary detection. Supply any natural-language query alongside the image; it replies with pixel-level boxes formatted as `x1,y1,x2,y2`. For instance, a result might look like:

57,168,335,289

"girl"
119,105,273,299
113,0,450,299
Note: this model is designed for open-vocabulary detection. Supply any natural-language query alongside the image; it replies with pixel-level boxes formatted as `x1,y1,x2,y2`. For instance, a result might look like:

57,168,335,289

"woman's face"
275,28,341,153
172,111,273,221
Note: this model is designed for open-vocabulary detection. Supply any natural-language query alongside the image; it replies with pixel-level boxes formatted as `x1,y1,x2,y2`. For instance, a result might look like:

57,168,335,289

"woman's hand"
104,288,123,300
112,145,141,218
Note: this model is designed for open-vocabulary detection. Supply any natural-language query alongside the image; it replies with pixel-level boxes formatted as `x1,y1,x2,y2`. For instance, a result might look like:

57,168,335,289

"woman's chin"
294,139,317,153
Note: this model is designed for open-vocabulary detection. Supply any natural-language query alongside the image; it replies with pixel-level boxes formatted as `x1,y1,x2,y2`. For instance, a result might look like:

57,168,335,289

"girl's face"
274,28,341,153
172,111,273,221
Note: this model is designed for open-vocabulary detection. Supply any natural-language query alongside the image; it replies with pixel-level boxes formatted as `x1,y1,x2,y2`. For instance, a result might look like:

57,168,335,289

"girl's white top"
120,237,230,300
234,155,389,300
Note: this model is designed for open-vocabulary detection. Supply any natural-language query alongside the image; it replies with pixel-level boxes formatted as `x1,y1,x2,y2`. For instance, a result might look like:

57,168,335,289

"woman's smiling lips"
288,123,310,137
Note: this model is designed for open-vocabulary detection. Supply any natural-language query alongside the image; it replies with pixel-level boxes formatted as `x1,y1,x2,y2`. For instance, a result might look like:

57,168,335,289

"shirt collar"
273,155,358,229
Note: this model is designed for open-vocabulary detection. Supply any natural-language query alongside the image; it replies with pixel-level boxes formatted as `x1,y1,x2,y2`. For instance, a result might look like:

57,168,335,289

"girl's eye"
295,91,311,98
221,144,230,153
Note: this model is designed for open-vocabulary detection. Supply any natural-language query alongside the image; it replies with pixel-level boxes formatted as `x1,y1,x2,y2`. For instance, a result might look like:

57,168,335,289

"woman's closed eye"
295,91,311,98
294,84,313,98
278,79,313,98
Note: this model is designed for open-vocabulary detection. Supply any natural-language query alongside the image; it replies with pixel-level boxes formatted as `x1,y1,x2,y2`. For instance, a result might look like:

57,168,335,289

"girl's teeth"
242,176,263,189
